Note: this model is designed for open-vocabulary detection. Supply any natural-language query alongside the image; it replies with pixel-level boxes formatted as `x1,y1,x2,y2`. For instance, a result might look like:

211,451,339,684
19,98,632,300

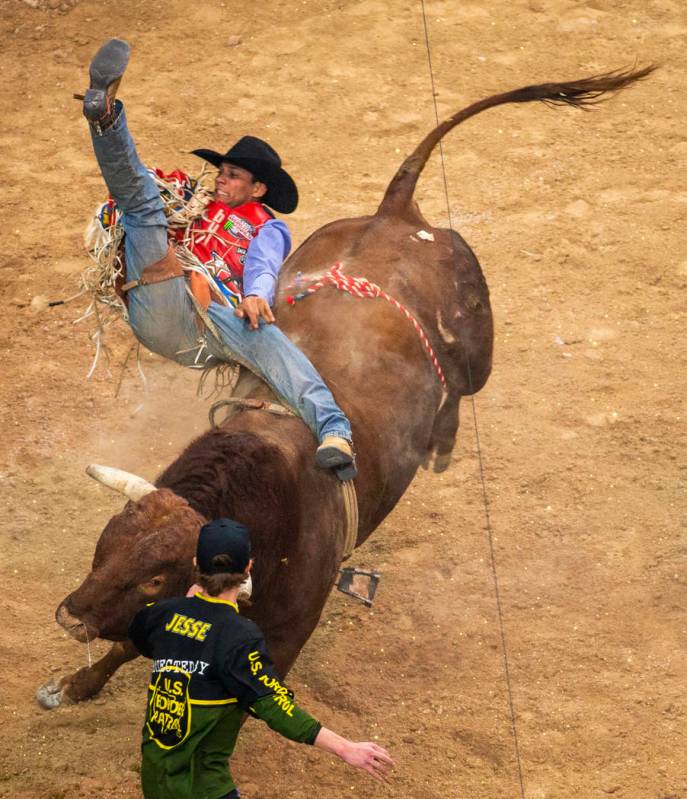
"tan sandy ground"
0,0,685,797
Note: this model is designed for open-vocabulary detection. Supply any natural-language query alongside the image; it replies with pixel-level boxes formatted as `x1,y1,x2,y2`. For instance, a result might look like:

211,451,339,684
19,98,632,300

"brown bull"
38,66,652,708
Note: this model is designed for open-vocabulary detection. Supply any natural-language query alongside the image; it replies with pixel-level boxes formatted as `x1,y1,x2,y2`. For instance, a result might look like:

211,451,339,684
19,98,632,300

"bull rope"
341,479,359,559
285,262,447,389
419,3,526,797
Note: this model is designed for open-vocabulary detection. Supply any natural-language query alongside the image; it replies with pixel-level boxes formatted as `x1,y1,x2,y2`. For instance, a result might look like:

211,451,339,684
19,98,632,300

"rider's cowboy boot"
315,436,357,481
77,38,130,134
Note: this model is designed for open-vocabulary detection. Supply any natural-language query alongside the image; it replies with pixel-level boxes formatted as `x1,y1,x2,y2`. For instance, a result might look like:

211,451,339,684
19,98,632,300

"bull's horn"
86,464,157,501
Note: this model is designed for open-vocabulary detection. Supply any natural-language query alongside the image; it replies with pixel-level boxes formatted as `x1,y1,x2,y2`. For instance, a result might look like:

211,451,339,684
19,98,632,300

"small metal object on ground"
336,567,380,607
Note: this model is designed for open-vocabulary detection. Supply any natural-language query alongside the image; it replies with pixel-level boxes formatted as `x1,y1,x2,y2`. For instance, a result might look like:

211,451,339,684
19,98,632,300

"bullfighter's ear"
138,575,166,598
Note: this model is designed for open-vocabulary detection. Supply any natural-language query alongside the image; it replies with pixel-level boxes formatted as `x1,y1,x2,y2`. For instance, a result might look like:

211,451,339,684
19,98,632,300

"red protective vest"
155,168,273,304
186,200,273,287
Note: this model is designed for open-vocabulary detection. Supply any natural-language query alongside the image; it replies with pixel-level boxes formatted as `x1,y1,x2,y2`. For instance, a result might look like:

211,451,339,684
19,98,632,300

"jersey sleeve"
250,693,321,744
219,634,282,705
242,219,292,305
219,634,320,744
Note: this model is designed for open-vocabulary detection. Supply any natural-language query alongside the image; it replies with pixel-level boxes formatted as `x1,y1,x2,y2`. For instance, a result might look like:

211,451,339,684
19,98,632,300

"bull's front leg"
36,640,139,709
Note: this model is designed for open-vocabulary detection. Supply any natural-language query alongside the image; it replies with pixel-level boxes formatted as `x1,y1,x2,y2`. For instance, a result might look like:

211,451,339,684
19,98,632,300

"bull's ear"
138,575,166,597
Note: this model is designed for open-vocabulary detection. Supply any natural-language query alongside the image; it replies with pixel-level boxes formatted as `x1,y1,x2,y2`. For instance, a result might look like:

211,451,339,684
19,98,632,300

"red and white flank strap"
286,262,446,388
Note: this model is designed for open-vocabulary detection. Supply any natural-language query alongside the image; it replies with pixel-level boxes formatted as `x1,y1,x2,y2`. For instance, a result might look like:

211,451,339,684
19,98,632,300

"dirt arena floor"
1,0,685,797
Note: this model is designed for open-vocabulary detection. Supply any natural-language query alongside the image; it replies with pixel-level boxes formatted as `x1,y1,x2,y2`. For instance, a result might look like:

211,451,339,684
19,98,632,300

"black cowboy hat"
192,136,298,214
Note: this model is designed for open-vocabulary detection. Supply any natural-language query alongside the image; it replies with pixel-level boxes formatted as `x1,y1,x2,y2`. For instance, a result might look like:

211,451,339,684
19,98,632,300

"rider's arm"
242,219,292,306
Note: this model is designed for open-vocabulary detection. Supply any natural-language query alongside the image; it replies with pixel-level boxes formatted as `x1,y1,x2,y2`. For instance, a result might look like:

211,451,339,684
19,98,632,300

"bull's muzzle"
55,602,99,643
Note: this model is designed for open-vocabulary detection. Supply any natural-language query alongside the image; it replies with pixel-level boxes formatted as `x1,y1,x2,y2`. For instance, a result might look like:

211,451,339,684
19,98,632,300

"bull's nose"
55,602,99,643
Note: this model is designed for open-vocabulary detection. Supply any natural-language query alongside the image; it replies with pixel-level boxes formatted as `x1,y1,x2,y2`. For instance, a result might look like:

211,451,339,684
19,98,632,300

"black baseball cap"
197,518,251,574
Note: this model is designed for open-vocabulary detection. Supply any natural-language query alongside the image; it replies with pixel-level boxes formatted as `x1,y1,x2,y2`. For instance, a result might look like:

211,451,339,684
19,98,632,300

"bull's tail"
376,64,656,218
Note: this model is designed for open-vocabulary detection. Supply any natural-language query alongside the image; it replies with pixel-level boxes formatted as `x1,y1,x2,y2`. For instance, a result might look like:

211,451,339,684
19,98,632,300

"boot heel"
80,38,130,124
83,88,109,121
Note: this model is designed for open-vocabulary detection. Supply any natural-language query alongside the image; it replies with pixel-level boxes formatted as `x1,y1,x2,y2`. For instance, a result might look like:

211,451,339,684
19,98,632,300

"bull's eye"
137,575,166,597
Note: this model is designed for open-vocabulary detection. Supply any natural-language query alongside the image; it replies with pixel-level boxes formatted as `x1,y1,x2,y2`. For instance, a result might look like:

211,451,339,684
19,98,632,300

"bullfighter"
79,38,356,480
128,518,393,798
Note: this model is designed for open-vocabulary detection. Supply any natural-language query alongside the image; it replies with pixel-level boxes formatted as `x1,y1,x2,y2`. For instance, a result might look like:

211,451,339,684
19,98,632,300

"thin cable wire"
419,0,454,232
419,3,526,796
466,360,526,799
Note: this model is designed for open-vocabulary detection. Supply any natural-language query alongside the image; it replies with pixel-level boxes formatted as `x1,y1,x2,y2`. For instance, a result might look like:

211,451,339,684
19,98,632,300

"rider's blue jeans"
89,102,352,444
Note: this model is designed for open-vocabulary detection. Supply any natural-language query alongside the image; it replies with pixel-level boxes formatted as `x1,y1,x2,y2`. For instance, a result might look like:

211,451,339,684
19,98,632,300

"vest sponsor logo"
191,201,267,283
97,199,118,230
223,214,256,241
248,650,296,717
235,245,248,266
147,668,191,749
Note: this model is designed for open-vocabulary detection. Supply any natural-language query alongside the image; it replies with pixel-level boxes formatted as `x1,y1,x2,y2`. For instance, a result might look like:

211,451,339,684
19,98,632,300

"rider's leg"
88,98,204,363
205,303,354,447
81,39,168,280
89,100,169,277
84,42,201,364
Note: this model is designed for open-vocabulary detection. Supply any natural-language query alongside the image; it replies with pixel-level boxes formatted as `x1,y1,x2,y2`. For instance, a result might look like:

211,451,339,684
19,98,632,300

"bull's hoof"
432,451,452,473
421,447,452,473
36,678,73,710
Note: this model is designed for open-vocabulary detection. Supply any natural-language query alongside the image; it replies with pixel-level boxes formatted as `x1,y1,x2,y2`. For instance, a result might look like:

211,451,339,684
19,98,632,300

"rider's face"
214,163,267,207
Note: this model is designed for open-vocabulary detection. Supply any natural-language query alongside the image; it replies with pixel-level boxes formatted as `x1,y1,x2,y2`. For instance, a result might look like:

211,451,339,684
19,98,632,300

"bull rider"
78,38,356,480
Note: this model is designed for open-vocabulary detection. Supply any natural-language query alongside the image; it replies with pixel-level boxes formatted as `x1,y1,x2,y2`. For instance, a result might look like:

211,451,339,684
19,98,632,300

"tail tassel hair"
377,64,657,217
528,65,656,109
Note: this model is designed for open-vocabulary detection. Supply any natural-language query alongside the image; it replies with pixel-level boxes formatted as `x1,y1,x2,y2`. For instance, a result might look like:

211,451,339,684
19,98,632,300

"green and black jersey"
128,593,321,799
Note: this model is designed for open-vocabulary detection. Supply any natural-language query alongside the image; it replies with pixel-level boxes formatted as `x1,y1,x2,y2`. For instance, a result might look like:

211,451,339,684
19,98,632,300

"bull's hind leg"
37,640,138,709
424,394,461,473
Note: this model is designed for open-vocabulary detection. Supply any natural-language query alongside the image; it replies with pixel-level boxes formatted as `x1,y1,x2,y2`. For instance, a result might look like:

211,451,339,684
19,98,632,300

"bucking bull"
38,66,652,708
